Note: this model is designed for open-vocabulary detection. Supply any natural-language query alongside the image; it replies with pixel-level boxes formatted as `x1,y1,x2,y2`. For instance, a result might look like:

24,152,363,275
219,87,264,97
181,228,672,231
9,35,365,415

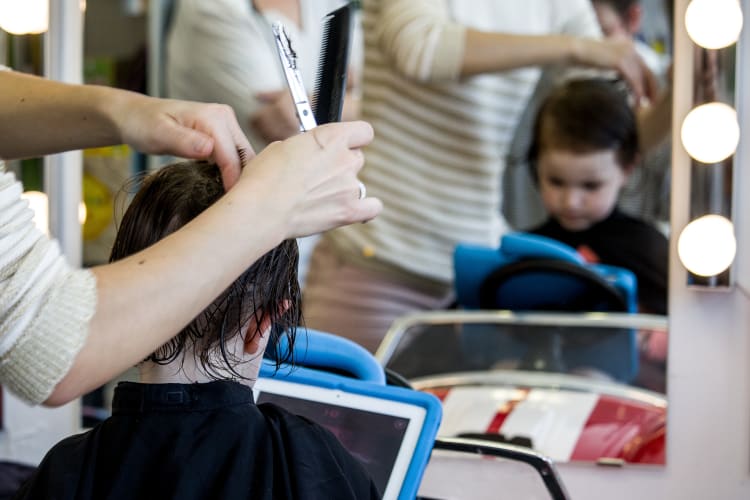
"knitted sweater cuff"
430,22,466,80
0,269,96,405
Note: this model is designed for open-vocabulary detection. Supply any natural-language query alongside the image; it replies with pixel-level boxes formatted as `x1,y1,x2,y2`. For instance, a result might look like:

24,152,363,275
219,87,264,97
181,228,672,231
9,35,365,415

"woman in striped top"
302,0,658,352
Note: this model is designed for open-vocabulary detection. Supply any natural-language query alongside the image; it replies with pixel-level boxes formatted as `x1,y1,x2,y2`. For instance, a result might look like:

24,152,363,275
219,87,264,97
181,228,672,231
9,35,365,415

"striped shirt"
327,0,602,284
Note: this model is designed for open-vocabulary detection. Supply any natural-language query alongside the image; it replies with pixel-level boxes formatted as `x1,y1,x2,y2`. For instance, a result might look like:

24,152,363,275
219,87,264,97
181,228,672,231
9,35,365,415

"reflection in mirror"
484,0,674,467
376,311,668,465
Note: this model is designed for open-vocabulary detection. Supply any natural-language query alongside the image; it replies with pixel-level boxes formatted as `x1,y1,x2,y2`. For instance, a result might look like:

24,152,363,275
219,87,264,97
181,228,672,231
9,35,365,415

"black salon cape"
529,209,668,314
15,381,380,500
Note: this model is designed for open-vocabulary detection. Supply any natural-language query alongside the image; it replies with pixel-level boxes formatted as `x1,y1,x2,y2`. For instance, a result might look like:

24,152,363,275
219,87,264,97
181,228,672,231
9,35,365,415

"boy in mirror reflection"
15,162,379,500
527,78,668,316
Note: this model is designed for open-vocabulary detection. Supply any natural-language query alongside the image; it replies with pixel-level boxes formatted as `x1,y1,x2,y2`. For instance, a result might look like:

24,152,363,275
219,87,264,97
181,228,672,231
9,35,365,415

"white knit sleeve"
0,169,96,404
371,0,466,82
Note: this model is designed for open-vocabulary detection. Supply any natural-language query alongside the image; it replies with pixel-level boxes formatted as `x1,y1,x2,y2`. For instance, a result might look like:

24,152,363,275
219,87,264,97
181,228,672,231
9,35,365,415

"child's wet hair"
528,78,639,180
109,160,300,378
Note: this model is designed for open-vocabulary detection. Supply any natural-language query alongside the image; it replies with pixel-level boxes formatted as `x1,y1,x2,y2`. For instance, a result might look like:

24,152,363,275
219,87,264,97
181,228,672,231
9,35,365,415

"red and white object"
416,371,666,465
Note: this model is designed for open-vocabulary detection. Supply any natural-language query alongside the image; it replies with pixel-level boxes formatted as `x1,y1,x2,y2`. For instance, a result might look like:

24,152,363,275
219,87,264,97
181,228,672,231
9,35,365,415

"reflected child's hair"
527,78,639,179
591,0,639,19
109,160,300,378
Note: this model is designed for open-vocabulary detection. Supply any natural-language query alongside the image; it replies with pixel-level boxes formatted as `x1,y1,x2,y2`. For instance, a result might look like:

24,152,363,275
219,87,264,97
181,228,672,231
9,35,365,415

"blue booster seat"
453,232,639,383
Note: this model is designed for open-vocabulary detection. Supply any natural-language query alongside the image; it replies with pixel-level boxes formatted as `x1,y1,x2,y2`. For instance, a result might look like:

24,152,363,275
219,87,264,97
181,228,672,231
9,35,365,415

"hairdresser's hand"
241,121,382,238
111,93,253,190
575,37,659,106
250,90,302,143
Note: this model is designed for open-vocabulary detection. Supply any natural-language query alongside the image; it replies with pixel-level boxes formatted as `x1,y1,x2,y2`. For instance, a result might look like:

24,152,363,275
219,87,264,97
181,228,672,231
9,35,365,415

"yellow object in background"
82,144,133,265
82,172,112,241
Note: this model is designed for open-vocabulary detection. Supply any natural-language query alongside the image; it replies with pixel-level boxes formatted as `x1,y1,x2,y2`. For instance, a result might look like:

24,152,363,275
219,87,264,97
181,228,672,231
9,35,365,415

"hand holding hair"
0,70,253,190
47,120,380,406
572,36,660,106
109,93,255,190
240,120,382,238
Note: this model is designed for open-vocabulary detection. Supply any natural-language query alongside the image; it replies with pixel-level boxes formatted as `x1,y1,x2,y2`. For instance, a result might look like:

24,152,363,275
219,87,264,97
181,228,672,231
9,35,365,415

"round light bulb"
78,201,88,225
0,0,49,35
685,0,743,49
21,191,49,236
678,215,736,277
21,190,87,236
681,103,739,164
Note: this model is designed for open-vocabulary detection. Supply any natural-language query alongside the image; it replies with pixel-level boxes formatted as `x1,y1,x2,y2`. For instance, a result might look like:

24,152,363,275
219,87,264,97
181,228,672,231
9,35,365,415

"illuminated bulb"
79,201,88,225
681,103,739,164
0,0,49,35
21,191,49,236
678,215,736,277
20,191,88,236
685,0,743,49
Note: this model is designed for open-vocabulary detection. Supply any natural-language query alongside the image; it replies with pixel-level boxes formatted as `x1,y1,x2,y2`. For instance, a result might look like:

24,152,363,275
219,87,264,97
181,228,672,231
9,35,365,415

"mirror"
454,0,674,465
71,0,677,468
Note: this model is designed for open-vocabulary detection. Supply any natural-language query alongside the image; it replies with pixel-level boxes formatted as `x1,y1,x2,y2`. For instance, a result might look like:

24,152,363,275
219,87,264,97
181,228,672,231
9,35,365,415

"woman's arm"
373,0,657,102
463,31,657,103
0,70,249,188
46,121,379,405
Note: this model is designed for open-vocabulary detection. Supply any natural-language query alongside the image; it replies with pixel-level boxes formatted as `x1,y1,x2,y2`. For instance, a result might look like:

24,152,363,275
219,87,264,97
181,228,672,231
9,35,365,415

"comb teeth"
238,147,249,166
312,4,354,126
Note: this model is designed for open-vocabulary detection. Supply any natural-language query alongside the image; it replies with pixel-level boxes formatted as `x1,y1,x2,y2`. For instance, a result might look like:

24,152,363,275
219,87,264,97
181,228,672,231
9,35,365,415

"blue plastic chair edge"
270,328,386,385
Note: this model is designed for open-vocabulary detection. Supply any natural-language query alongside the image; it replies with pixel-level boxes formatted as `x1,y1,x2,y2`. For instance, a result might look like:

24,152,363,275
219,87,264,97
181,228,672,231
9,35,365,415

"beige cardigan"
0,168,96,404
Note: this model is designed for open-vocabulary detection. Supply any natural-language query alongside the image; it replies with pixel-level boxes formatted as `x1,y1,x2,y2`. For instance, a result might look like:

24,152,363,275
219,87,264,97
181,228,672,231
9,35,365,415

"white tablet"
253,371,440,500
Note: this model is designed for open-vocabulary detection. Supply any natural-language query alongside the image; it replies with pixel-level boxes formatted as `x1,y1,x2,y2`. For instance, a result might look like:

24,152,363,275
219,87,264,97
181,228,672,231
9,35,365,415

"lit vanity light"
678,215,737,277
680,102,739,164
0,0,49,35
685,0,743,49
678,0,742,286
21,191,88,237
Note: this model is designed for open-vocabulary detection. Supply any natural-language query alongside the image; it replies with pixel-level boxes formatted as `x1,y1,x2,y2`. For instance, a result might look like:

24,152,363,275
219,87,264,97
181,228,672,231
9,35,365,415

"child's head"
591,0,643,39
528,78,639,232
110,160,300,381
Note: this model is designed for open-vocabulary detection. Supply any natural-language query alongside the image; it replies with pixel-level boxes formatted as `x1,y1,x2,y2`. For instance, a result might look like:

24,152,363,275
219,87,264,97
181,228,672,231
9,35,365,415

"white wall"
558,0,750,498
0,394,79,466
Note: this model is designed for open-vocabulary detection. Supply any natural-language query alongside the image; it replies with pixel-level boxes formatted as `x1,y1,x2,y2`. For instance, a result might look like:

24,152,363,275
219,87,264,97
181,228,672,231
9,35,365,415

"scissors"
271,22,318,132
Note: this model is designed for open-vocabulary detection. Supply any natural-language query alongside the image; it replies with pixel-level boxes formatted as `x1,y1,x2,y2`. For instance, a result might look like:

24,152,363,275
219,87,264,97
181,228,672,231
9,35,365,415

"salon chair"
453,232,639,383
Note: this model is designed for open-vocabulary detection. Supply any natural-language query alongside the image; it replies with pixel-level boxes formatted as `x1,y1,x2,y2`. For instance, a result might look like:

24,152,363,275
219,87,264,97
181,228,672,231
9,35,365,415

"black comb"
312,3,355,125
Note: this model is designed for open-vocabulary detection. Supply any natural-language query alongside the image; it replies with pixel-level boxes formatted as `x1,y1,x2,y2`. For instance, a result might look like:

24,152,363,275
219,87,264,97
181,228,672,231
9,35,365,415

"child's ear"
243,301,292,355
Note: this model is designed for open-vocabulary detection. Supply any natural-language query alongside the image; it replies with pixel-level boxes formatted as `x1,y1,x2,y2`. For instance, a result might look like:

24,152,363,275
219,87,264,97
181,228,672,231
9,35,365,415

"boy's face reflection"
537,148,629,232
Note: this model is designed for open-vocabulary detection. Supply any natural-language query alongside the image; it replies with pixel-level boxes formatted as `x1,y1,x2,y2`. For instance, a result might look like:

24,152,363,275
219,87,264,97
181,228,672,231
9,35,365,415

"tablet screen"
254,379,426,499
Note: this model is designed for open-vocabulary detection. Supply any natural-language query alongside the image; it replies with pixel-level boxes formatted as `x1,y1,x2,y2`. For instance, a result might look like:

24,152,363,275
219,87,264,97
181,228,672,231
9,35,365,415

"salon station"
1,0,750,499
